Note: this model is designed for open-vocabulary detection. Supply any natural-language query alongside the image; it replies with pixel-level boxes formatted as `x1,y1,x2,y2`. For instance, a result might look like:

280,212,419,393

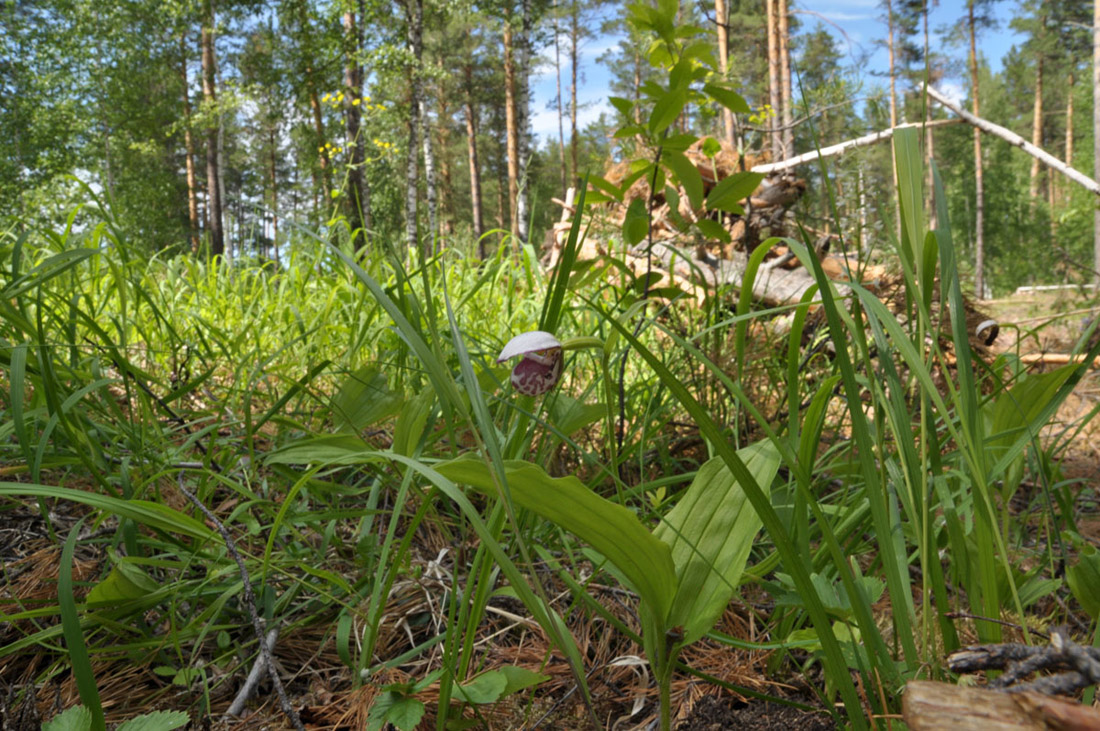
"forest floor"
4,290,1099,731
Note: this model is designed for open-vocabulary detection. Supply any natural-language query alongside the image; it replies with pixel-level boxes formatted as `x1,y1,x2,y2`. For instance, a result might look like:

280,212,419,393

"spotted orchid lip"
497,331,562,363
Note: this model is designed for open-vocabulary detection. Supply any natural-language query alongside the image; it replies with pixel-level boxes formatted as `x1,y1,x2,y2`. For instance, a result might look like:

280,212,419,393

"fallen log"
903,680,1100,730
927,86,1100,197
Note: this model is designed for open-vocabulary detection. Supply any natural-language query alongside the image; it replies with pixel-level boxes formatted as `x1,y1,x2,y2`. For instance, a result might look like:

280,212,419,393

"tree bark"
1029,55,1044,201
297,0,330,210
553,0,567,197
969,1,985,297
269,126,279,264
403,0,423,254
715,0,735,151
464,63,485,245
200,0,224,257
435,59,454,236
515,0,533,243
1095,0,1100,284
420,94,438,251
343,4,370,248
569,1,581,181
777,0,792,158
180,33,200,255
503,17,519,237
765,0,781,160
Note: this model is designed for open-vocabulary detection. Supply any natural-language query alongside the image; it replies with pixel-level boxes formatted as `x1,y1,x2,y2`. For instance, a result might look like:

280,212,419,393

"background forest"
4,1,1100,730
3,0,1098,295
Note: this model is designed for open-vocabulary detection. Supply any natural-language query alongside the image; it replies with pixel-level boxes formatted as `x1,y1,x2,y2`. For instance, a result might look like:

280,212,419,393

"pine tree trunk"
436,60,454,236
553,0,567,197
200,0,224,257
969,0,985,297
503,18,519,237
1029,56,1044,201
1061,72,1074,208
515,0,532,243
570,0,580,181
404,0,423,254
715,0,734,150
297,0,330,210
765,0,781,160
886,0,900,238
464,63,485,245
180,33,200,255
778,0,792,157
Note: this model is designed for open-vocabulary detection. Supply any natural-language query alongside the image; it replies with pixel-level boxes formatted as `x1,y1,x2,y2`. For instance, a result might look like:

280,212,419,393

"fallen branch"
1018,353,1100,368
903,680,1100,730
751,119,961,175
927,86,1100,197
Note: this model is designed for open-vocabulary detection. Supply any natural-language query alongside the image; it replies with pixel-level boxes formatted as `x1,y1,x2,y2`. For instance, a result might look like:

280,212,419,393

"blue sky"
530,0,1033,144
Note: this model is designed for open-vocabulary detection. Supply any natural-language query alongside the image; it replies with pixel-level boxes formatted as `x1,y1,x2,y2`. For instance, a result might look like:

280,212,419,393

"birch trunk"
343,5,369,248
515,0,532,243
553,0,567,197
420,96,438,251
570,0,580,181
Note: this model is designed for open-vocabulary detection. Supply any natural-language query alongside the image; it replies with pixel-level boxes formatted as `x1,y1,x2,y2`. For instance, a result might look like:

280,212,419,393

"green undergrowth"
2,135,1100,730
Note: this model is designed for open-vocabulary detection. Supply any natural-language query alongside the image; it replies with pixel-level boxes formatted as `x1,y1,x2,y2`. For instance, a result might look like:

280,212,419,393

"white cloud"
938,80,966,107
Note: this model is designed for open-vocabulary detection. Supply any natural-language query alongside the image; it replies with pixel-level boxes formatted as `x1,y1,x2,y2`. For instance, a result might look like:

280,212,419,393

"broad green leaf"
700,137,722,158
498,665,549,696
662,150,703,210
367,692,425,731
703,83,750,114
609,96,635,118
265,434,379,465
43,706,92,731
86,562,159,607
706,171,764,213
587,175,623,202
455,670,508,704
623,197,649,246
986,365,1078,470
661,133,700,152
649,87,688,134
393,388,434,457
332,366,403,432
115,711,190,731
436,456,677,623
694,218,730,244
1066,545,1100,619
549,395,605,437
655,441,779,645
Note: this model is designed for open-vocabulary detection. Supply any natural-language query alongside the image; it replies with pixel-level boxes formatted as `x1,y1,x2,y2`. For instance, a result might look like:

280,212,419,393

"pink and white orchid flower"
497,331,563,396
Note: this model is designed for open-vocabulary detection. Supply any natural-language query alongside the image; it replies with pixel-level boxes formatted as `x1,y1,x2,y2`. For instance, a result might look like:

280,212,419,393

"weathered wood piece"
903,680,1100,731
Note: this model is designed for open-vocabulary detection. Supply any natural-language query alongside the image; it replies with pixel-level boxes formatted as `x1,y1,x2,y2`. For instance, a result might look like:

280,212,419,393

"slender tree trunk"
1029,56,1044,201
553,0,567,197
715,0,734,151
436,60,454,236
404,0,423,254
570,0,580,181
1061,72,1074,208
297,0,331,208
180,33,200,254
778,0,792,157
503,18,519,237
969,0,985,297
269,126,279,264
464,63,485,245
923,0,936,229
343,5,370,248
1095,0,1100,284
886,0,901,237
421,95,438,250
765,0,781,160
200,0,223,257
515,0,533,243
